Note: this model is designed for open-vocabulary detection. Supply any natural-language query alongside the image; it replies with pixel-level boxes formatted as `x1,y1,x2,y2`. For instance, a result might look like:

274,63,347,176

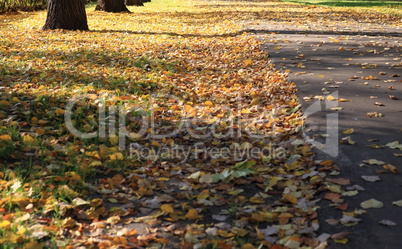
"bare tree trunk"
43,0,88,30
95,0,130,12
126,0,143,6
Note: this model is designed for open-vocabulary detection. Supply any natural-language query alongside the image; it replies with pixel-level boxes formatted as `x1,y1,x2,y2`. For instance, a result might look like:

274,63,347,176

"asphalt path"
253,23,402,248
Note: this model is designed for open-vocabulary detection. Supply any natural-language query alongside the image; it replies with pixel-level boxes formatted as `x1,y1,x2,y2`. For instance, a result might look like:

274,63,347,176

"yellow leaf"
320,160,333,167
109,135,119,145
0,220,11,229
184,209,201,220
244,59,253,66
31,117,39,124
22,135,35,145
161,204,174,214
204,101,213,107
241,109,252,114
0,135,12,141
384,164,399,174
109,154,117,161
197,189,210,201
112,152,124,160
58,185,78,199
242,243,256,249
342,128,354,134
62,217,77,228
90,198,103,207
251,213,265,222
184,105,193,113
85,151,100,159
361,199,383,209
129,132,141,140
249,196,265,204
0,100,11,106
250,98,259,105
38,119,48,125
330,107,343,111
17,226,27,235
106,216,121,225
22,241,44,249
90,161,102,167
151,140,161,147
35,128,45,135
326,95,336,101
218,230,235,238
156,177,169,181
55,108,65,115
334,238,349,244
283,194,298,204
0,232,24,244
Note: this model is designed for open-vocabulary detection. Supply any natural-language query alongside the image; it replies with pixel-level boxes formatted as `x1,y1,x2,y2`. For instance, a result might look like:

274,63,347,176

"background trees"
13,0,151,30
95,0,130,12
0,0,96,13
126,0,144,7
0,0,47,13
42,0,89,30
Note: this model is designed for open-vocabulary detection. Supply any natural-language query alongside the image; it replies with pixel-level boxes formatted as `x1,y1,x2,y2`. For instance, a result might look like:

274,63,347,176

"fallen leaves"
361,199,384,209
342,128,354,135
379,220,397,226
0,0,401,248
184,209,201,220
363,159,386,165
1,1,315,245
366,112,383,118
392,200,402,207
340,136,356,145
361,175,381,182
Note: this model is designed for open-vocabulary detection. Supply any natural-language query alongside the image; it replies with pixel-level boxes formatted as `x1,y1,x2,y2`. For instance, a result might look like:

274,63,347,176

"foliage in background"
280,0,402,15
0,0,96,13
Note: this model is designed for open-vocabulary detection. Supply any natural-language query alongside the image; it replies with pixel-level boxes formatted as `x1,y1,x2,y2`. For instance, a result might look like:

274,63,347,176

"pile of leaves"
1,0,400,248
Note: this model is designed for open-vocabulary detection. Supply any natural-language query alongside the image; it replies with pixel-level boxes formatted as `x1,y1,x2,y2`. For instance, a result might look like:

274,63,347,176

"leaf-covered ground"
0,0,400,248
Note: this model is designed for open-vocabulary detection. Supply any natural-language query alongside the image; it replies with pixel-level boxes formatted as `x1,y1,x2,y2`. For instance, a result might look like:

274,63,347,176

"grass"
281,0,402,7
0,0,401,247
280,0,402,15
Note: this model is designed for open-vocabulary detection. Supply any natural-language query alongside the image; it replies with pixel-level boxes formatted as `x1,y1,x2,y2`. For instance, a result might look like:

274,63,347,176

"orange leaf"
184,209,201,220
160,204,174,214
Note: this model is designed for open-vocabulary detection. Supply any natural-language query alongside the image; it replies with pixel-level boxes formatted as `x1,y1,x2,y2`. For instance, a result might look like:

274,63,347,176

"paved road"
253,23,402,248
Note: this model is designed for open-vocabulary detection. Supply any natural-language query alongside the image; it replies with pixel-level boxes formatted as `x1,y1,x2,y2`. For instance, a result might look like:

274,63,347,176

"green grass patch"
281,0,402,7
280,0,402,16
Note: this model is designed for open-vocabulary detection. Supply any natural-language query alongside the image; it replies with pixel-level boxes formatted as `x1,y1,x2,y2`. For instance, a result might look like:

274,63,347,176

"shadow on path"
256,23,402,249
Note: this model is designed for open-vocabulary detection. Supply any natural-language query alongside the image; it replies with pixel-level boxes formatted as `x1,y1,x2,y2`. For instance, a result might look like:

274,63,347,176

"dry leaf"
383,164,399,174
363,159,386,165
379,220,397,226
361,175,381,182
342,128,354,135
392,200,402,207
360,199,384,209
340,136,355,145
184,209,201,220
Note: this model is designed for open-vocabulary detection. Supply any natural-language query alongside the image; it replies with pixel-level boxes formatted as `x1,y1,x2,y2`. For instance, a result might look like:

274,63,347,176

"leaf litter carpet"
0,0,401,248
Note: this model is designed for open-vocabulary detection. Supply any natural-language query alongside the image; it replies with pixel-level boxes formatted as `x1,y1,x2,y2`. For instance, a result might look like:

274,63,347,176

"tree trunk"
95,0,130,12
126,0,143,6
43,0,88,30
